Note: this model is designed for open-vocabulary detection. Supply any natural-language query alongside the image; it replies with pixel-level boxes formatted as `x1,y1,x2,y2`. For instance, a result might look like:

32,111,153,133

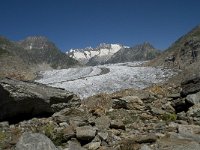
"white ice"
35,62,175,99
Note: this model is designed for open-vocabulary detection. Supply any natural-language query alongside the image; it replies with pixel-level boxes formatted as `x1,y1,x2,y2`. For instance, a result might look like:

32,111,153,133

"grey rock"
0,78,80,122
120,96,144,110
150,106,166,115
135,135,157,144
181,76,200,97
112,99,127,109
76,126,97,141
53,108,87,125
0,121,9,128
177,111,187,120
98,131,109,141
16,132,58,150
186,91,200,105
140,145,152,150
168,93,181,99
157,138,200,150
177,124,200,142
187,104,200,117
63,125,76,141
95,116,110,130
110,120,125,130
68,141,86,150
83,142,101,150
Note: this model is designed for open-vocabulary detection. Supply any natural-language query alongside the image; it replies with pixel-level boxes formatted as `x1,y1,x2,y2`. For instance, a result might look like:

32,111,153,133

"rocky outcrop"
0,78,80,123
181,76,200,97
16,132,58,150
149,25,200,70
106,42,160,64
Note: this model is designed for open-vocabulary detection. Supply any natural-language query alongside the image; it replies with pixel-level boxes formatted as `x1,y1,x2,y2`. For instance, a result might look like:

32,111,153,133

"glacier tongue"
35,62,175,99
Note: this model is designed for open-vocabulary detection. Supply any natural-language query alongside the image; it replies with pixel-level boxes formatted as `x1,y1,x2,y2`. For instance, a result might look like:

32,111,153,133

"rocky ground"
1,73,200,150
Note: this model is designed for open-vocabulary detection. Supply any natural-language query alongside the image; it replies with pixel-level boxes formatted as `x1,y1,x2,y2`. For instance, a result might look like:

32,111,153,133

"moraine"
35,62,175,99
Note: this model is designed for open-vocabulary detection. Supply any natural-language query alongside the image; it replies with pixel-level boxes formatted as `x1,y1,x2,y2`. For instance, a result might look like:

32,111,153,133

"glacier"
35,62,175,99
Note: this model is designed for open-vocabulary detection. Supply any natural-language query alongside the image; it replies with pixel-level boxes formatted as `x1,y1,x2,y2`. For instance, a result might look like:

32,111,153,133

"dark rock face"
107,42,160,64
181,77,200,97
16,132,58,150
0,78,80,123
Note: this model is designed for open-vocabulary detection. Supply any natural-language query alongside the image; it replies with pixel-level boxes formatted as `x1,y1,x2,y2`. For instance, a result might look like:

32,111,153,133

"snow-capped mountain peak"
66,43,125,65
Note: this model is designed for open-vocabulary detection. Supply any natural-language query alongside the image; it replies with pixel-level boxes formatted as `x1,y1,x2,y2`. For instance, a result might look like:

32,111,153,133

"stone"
140,145,152,150
135,135,157,144
52,108,87,124
84,142,101,150
187,104,200,117
177,111,187,120
150,106,166,115
157,138,200,150
68,141,86,150
186,91,200,105
168,93,181,99
110,120,125,130
98,132,109,141
63,125,76,141
181,76,200,97
0,78,80,123
95,116,110,130
120,96,144,110
112,99,127,109
0,121,9,128
16,132,58,150
177,124,200,142
76,126,97,141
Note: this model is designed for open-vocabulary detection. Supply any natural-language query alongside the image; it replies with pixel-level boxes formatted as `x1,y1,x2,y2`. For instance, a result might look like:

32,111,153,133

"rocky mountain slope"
106,42,160,64
66,43,126,65
149,25,200,71
0,36,79,80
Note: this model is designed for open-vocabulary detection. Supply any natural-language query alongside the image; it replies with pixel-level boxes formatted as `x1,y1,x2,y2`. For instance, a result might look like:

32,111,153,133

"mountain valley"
0,25,200,150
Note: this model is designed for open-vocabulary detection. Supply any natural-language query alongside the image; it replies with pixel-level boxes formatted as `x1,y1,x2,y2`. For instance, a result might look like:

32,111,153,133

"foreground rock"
16,132,58,150
181,76,200,97
0,78,80,123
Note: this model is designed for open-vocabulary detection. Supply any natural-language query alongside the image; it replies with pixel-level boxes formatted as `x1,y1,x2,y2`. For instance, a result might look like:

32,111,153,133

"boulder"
95,116,110,130
76,126,97,141
157,138,200,150
181,76,200,97
186,91,200,105
110,120,125,130
120,96,144,110
112,99,127,109
187,104,200,117
63,125,76,141
16,132,58,150
0,78,80,123
84,141,101,150
98,131,109,141
68,141,86,150
52,108,88,126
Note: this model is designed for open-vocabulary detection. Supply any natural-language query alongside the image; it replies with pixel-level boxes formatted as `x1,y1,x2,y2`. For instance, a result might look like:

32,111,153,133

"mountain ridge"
0,36,79,80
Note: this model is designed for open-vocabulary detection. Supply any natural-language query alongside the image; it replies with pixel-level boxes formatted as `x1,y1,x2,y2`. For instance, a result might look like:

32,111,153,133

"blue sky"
0,0,199,51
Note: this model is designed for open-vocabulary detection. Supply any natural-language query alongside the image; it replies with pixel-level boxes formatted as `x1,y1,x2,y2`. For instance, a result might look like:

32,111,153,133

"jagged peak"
132,42,155,50
21,36,50,43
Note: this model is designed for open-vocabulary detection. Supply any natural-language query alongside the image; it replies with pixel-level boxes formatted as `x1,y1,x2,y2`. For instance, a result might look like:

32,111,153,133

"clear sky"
0,0,199,51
